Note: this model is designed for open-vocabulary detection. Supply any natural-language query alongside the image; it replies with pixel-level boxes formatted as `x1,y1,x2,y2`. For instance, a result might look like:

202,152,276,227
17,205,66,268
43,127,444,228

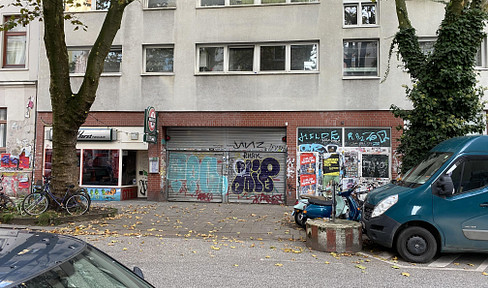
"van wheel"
396,226,437,263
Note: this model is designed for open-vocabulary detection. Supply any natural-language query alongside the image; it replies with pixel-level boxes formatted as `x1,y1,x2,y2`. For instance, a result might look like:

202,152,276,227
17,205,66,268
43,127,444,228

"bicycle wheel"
22,192,49,216
0,194,15,211
65,194,90,216
78,188,91,206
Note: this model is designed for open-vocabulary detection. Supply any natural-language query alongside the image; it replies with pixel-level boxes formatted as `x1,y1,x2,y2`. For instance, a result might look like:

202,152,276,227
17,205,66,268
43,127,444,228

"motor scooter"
293,188,351,228
297,185,361,227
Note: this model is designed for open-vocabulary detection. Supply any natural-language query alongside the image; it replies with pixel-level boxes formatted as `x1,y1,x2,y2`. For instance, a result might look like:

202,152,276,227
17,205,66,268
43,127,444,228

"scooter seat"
308,198,333,206
300,195,327,201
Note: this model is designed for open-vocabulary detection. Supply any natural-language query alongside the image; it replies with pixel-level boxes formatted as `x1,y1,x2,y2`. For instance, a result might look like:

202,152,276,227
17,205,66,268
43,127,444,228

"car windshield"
11,245,153,288
398,152,453,187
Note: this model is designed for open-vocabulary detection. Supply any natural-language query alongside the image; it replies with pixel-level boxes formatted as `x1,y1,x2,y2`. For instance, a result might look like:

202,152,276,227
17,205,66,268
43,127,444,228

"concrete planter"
306,218,362,253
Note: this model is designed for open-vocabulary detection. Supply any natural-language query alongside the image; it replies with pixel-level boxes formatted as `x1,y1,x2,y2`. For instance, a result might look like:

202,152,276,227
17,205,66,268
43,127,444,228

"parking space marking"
428,255,460,268
476,258,488,272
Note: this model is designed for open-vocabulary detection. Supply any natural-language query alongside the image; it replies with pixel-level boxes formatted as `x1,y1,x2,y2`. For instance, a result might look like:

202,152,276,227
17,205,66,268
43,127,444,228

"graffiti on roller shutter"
167,154,224,202
231,157,280,195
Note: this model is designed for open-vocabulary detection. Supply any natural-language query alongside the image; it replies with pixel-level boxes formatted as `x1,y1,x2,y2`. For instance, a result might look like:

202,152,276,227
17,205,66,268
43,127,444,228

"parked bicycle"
0,175,15,211
22,176,90,216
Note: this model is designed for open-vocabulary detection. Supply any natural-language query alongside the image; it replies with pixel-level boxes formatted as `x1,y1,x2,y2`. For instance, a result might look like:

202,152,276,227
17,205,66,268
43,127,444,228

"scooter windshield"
398,152,453,187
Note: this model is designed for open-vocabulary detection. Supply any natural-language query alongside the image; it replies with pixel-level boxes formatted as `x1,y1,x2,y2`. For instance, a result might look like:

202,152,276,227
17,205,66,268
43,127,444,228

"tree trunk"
42,0,131,197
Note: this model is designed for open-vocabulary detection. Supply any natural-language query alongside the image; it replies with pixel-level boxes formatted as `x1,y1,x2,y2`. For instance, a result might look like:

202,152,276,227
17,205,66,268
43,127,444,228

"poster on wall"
298,152,319,196
343,150,358,178
323,153,340,176
362,154,389,178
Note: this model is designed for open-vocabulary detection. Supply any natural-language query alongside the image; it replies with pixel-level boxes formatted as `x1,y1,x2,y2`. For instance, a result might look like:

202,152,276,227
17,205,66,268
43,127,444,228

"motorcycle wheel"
294,211,307,228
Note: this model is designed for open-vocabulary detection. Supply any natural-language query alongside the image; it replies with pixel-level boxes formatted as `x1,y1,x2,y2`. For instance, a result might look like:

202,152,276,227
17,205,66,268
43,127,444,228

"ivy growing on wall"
389,2,487,172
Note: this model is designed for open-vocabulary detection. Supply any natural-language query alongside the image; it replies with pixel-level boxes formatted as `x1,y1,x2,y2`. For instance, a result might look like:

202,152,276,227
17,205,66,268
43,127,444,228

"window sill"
197,2,320,9
1,67,28,71
195,71,319,75
141,72,175,76
70,73,122,77
343,25,380,29
342,76,380,80
143,7,176,11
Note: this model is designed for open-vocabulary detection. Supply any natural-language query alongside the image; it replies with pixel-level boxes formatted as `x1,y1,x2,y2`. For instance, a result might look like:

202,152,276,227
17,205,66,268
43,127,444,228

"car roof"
0,229,86,287
431,135,488,154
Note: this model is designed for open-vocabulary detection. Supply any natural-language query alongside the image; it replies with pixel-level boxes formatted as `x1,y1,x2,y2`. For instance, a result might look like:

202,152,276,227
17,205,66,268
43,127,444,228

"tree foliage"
390,0,488,172
1,0,133,197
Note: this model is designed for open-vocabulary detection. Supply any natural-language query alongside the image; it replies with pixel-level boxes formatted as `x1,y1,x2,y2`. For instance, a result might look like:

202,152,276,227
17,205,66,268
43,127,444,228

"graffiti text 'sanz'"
231,158,280,194
233,141,264,150
233,142,286,152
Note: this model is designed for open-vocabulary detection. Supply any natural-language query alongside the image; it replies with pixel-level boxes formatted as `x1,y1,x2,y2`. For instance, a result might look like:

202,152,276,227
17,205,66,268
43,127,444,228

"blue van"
362,135,488,263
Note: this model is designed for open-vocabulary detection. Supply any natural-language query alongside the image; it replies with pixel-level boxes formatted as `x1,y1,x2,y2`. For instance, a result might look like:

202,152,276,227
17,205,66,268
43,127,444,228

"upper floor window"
146,0,176,8
198,42,318,73
418,38,436,56
65,0,110,12
0,109,6,152
3,16,26,68
343,1,377,27
200,0,318,7
343,40,378,77
144,45,174,73
476,37,487,68
68,47,122,74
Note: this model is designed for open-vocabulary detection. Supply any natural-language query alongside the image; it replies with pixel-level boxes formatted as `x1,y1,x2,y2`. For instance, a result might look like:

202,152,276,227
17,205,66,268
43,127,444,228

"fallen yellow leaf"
392,265,400,269
122,248,128,251
401,272,410,277
482,272,488,276
275,263,283,267
211,246,220,250
355,265,366,270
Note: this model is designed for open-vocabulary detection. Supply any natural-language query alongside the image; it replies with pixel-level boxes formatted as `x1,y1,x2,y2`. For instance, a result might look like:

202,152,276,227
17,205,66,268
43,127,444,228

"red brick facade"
35,111,403,205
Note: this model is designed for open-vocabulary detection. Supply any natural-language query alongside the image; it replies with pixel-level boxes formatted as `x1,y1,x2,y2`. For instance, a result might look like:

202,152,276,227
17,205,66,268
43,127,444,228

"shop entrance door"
136,151,148,198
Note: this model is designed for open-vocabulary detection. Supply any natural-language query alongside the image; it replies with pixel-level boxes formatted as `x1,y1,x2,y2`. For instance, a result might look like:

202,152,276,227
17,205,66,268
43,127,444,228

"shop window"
3,16,27,68
82,150,119,186
68,47,122,74
343,40,378,77
44,149,80,177
198,42,318,73
122,150,137,185
200,0,318,6
144,46,174,73
0,109,6,153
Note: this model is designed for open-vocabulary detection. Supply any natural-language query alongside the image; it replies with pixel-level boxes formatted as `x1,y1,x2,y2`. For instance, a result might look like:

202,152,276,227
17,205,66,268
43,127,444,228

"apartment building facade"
0,6,40,197
33,0,488,204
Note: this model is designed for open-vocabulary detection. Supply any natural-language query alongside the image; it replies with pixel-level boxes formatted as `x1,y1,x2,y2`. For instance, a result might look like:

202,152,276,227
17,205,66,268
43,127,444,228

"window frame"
197,42,319,74
476,36,487,69
64,0,111,12
0,109,6,153
2,15,27,69
144,0,177,9
199,0,319,7
444,155,488,196
143,45,175,74
68,46,123,75
342,39,379,78
343,0,378,28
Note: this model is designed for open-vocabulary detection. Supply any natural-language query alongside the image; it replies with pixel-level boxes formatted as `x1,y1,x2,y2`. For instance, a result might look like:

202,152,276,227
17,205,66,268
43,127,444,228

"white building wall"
36,0,488,113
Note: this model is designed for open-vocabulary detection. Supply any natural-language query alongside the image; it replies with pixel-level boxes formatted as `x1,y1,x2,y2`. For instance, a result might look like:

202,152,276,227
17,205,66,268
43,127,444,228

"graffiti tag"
231,157,280,194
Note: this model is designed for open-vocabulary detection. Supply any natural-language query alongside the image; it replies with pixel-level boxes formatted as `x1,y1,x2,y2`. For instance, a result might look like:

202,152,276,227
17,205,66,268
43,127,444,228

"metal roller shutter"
166,127,286,204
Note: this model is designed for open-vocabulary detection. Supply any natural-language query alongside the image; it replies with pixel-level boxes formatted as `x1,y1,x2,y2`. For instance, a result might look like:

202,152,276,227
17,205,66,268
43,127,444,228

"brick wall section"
36,111,403,204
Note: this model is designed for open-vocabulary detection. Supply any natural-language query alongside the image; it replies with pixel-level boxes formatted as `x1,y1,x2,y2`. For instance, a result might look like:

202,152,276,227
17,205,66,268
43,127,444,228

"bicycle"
0,175,15,211
22,175,90,216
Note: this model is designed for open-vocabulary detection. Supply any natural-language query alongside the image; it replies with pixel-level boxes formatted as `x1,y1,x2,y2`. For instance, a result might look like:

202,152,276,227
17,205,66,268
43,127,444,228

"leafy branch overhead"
389,0,488,172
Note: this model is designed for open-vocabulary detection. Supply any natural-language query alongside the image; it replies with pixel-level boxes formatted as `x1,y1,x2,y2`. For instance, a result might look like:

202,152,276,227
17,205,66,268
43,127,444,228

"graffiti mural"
231,157,280,194
167,153,225,202
0,172,30,197
85,187,137,201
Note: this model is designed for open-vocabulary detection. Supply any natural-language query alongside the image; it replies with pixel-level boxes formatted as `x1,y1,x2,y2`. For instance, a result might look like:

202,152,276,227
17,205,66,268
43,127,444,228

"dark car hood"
0,229,85,287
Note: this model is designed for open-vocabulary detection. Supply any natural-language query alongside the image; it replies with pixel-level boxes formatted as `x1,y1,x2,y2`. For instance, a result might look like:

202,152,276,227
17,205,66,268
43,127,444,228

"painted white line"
428,254,459,268
476,258,488,272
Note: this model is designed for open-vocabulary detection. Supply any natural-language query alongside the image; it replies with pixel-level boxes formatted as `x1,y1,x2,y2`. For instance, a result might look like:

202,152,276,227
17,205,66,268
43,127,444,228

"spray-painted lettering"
231,157,280,194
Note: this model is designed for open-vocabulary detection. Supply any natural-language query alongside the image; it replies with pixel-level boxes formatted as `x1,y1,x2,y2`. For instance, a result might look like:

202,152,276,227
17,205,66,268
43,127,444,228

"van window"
399,152,452,187
448,157,488,194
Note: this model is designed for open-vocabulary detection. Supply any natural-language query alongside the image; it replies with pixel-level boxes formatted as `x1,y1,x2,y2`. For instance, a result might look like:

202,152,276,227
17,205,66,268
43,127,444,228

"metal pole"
331,180,336,221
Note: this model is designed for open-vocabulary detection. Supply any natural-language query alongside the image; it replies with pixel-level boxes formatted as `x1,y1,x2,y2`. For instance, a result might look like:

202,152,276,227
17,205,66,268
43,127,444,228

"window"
198,42,318,73
65,0,110,11
144,46,174,73
448,157,488,195
146,0,176,8
82,149,119,186
344,1,377,26
343,40,378,76
475,37,487,68
200,0,318,7
0,109,6,152
3,16,26,68
68,47,122,74
419,38,436,56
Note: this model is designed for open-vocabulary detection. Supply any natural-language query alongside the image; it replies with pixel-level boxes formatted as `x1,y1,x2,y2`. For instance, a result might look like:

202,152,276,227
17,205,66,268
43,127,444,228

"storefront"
296,127,392,197
165,127,287,204
43,127,149,201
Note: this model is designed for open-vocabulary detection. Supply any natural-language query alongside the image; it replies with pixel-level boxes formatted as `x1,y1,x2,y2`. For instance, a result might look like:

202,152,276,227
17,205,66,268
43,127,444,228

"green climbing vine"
389,3,488,172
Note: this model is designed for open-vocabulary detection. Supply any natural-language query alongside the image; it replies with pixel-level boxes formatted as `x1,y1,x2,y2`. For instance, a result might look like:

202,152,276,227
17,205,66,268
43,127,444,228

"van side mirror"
434,175,455,196
133,267,144,279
